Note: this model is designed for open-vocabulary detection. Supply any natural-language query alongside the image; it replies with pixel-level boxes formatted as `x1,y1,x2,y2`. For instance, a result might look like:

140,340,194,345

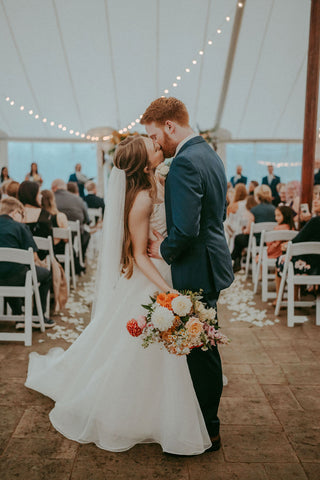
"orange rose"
186,317,203,337
156,293,179,311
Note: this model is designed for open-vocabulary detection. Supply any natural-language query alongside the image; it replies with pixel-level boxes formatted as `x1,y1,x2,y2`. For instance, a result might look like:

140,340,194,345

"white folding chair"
68,220,84,268
245,222,277,281
0,247,45,346
275,241,320,327
254,230,298,299
33,236,55,316
53,227,76,294
87,207,103,227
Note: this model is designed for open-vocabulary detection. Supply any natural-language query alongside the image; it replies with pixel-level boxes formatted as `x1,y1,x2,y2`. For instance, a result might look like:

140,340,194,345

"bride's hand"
147,230,164,259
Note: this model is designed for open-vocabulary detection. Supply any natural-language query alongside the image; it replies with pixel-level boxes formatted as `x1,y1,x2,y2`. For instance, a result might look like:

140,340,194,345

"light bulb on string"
20,106,24,111
35,114,39,119
10,101,14,106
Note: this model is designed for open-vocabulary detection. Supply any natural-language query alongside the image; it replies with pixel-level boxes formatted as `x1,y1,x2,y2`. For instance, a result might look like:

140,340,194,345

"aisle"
0,269,319,480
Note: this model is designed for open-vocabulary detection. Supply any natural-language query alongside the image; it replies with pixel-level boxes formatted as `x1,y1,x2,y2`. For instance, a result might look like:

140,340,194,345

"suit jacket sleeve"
160,156,203,265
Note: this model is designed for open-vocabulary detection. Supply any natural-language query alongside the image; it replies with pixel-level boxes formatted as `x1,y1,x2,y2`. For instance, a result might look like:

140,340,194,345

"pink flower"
137,315,147,329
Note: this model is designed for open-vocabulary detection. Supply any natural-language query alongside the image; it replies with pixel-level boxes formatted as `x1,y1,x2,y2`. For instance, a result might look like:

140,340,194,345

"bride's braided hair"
113,136,156,278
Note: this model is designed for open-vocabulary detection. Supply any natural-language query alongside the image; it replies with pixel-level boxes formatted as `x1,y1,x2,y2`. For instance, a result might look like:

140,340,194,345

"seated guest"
67,181,80,195
285,180,300,214
248,180,259,196
276,183,287,206
0,179,12,199
275,187,320,301
25,162,43,185
0,197,54,328
84,181,105,216
18,181,53,260
52,179,90,270
6,180,20,199
226,187,235,207
266,206,295,259
0,166,10,186
262,165,280,205
231,185,275,272
226,184,248,237
41,189,68,255
230,165,247,187
68,163,91,199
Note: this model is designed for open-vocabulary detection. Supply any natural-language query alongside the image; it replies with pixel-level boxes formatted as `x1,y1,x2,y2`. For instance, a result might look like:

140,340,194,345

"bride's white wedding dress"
25,197,211,455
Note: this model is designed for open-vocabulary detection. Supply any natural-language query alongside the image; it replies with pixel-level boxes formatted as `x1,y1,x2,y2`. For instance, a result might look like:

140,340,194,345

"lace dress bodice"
149,202,167,239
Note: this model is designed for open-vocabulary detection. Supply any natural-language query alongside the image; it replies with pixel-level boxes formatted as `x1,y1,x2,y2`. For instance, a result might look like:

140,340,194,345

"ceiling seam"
104,0,121,129
272,53,307,137
156,0,160,96
236,0,275,138
52,0,85,132
0,0,50,135
193,0,212,127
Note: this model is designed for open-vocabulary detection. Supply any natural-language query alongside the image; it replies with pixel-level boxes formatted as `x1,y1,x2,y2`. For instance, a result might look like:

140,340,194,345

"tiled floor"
0,270,319,479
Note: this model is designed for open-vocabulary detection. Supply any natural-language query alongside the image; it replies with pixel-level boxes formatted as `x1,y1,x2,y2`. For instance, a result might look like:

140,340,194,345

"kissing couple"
26,97,234,455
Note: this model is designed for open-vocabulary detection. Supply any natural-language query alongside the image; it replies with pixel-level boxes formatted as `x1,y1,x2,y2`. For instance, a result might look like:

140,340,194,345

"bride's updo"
113,136,156,278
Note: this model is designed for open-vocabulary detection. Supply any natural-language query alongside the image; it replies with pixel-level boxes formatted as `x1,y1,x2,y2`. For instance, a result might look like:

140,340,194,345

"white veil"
91,166,126,320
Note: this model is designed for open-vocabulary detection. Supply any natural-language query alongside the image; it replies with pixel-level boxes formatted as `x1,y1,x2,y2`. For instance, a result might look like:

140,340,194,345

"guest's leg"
81,231,90,259
0,267,28,314
186,292,223,437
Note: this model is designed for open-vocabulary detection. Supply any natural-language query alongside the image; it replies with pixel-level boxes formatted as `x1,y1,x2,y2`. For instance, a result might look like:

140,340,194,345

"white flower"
194,300,205,313
157,164,170,177
171,295,192,317
205,307,217,321
151,305,175,331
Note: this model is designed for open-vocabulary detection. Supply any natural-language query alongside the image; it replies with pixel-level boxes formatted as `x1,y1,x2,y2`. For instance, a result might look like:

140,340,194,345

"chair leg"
25,282,32,346
69,244,77,289
287,279,295,327
316,294,320,326
262,259,267,302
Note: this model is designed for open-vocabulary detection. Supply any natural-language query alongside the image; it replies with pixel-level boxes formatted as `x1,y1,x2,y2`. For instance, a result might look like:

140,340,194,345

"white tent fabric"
0,0,317,141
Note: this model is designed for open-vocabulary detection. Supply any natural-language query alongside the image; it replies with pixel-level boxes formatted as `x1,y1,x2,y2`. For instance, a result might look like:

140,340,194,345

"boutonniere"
157,159,172,179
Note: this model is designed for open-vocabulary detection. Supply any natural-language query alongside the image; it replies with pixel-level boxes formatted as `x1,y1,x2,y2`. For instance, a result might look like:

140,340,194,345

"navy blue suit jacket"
69,173,85,199
262,175,280,199
160,136,234,294
230,175,247,187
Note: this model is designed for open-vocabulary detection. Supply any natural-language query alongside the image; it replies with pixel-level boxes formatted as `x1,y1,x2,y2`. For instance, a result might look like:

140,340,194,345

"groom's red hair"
141,97,189,127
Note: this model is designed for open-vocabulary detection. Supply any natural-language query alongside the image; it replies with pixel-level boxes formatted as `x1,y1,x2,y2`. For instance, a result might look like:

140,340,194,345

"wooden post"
300,0,320,212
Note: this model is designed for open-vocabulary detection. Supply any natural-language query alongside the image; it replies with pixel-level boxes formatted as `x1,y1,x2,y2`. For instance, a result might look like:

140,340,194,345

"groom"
141,97,234,451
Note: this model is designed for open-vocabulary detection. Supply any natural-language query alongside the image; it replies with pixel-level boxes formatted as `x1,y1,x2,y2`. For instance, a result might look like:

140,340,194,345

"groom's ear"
164,120,175,135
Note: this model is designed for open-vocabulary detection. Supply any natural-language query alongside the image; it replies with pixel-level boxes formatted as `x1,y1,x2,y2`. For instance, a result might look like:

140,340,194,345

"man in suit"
68,163,91,199
84,181,105,215
230,165,247,187
262,165,280,205
141,97,234,452
51,179,90,269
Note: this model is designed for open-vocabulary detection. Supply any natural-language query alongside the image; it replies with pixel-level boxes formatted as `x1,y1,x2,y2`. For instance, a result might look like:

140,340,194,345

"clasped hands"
147,230,164,259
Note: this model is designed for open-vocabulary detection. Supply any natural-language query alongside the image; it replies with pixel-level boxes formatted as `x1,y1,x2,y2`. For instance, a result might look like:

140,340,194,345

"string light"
3,2,236,141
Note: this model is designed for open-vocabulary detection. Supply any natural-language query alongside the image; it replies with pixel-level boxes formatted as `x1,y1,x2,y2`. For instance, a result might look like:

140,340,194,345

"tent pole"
300,0,320,212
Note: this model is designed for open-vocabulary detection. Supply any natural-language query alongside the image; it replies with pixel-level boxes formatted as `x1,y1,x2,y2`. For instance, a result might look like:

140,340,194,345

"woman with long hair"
0,166,10,185
18,181,53,247
25,136,211,455
25,162,43,185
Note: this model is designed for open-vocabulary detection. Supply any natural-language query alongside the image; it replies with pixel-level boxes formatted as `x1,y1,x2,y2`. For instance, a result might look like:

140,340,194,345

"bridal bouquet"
126,291,229,356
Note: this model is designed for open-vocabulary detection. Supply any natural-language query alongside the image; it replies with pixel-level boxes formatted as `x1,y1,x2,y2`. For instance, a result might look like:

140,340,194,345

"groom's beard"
161,132,178,159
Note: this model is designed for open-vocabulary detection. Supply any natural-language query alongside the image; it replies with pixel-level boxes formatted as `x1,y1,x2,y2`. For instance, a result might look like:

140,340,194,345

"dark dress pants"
0,265,51,316
186,291,223,437
231,233,249,262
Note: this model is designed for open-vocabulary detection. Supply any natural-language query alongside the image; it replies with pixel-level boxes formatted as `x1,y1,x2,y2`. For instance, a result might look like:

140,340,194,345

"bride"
25,136,212,455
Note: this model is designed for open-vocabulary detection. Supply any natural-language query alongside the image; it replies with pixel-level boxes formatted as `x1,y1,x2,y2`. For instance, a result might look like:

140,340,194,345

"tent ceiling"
0,0,316,142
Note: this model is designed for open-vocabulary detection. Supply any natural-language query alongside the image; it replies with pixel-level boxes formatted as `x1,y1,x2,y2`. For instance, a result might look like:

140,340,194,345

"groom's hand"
147,230,164,259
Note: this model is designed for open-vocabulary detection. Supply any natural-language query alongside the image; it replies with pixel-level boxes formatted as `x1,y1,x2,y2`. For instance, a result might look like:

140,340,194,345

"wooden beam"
300,0,320,210
213,1,246,131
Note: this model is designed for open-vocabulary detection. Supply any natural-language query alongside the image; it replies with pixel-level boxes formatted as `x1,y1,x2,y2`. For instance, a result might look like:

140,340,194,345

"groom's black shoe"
205,434,221,452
